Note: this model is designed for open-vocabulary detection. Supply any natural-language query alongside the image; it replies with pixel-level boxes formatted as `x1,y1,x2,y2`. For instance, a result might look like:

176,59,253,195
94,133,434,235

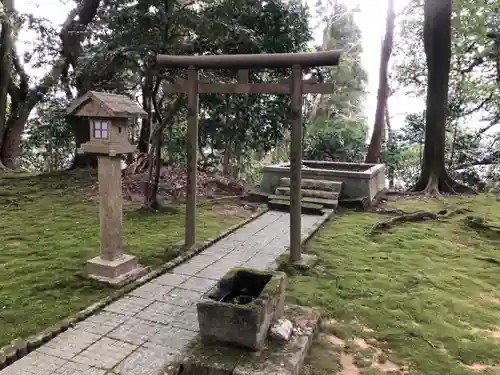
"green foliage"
16,0,315,177
21,95,74,172
302,1,368,164
314,2,367,119
304,117,368,162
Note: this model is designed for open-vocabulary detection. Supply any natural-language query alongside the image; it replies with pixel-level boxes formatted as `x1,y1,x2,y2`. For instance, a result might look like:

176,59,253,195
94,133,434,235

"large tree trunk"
60,0,100,169
1,57,68,167
385,103,395,188
413,0,474,195
0,0,14,169
365,0,395,164
0,0,100,169
138,78,152,153
1,116,28,168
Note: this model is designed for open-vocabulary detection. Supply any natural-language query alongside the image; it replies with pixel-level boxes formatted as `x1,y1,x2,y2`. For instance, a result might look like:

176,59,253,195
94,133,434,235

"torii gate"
155,50,342,263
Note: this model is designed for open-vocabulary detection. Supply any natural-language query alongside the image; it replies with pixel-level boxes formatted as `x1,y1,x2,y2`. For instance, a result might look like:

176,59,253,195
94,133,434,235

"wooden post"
185,66,199,248
289,65,303,262
157,53,342,254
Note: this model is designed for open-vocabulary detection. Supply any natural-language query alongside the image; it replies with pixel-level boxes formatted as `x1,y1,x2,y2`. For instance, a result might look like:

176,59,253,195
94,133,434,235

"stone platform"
169,304,320,375
0,211,327,375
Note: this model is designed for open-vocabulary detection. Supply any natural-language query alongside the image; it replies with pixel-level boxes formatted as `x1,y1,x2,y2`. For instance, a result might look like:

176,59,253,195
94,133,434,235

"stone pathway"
1,211,326,375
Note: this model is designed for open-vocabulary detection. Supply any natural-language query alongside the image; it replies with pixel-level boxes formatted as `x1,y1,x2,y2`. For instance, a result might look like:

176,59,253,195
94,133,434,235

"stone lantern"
66,91,149,285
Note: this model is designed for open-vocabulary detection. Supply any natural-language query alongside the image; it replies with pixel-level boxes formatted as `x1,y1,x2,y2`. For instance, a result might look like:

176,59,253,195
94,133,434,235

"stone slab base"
86,254,150,287
291,253,318,270
168,304,320,375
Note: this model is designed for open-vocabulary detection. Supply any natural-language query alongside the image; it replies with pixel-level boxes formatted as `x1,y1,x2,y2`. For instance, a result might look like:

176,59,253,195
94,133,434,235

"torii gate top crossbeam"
156,50,342,70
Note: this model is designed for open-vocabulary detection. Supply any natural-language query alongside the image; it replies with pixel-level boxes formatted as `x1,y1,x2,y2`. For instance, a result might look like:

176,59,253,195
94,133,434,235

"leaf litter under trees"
86,152,249,207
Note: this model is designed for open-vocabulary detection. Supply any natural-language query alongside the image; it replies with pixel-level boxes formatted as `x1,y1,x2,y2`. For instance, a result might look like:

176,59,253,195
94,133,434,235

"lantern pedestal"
66,91,149,286
86,254,147,286
85,155,149,286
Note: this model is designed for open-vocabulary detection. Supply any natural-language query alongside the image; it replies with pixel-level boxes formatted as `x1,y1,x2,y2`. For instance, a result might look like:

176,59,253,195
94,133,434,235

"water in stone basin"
207,269,272,305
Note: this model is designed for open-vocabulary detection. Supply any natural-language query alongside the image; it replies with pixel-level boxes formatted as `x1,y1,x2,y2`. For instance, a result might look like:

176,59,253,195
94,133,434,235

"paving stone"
229,244,260,258
150,325,198,351
104,296,152,317
169,307,200,332
218,252,254,265
73,311,128,335
113,343,177,375
239,233,275,250
71,337,137,370
157,288,202,307
258,243,287,256
196,264,234,280
52,361,107,375
172,254,220,276
243,253,279,270
203,239,240,254
228,230,263,242
129,282,175,301
107,317,163,345
0,351,65,375
178,276,217,293
36,328,101,360
136,301,186,325
153,272,190,287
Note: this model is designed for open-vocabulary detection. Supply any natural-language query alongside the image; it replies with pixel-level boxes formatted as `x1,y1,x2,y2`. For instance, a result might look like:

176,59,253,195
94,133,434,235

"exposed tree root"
474,256,500,266
368,208,426,215
409,332,436,348
464,216,500,237
369,208,471,235
0,194,34,208
413,173,477,197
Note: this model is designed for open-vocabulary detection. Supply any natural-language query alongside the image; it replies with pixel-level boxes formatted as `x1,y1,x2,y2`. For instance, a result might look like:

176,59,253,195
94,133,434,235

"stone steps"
268,194,338,208
278,178,342,193
267,199,325,216
275,187,339,200
267,178,343,212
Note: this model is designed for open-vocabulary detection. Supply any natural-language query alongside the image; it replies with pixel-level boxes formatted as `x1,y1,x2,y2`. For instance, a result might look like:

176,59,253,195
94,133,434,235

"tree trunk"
61,0,101,169
222,143,232,176
69,116,98,168
138,81,152,153
413,0,474,195
0,0,14,169
1,116,28,168
138,118,150,153
144,125,163,211
365,0,395,164
0,0,99,169
385,104,395,188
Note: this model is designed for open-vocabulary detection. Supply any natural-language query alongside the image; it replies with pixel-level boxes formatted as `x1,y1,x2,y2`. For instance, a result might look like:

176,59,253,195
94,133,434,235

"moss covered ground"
286,194,500,375
0,170,252,346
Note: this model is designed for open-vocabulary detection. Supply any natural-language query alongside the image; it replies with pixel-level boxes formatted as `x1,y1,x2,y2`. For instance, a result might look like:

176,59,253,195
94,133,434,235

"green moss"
288,193,500,375
182,337,244,366
0,170,251,346
257,272,285,299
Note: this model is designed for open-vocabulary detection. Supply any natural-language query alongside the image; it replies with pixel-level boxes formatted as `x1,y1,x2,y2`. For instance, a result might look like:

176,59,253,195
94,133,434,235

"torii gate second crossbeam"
155,50,342,263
